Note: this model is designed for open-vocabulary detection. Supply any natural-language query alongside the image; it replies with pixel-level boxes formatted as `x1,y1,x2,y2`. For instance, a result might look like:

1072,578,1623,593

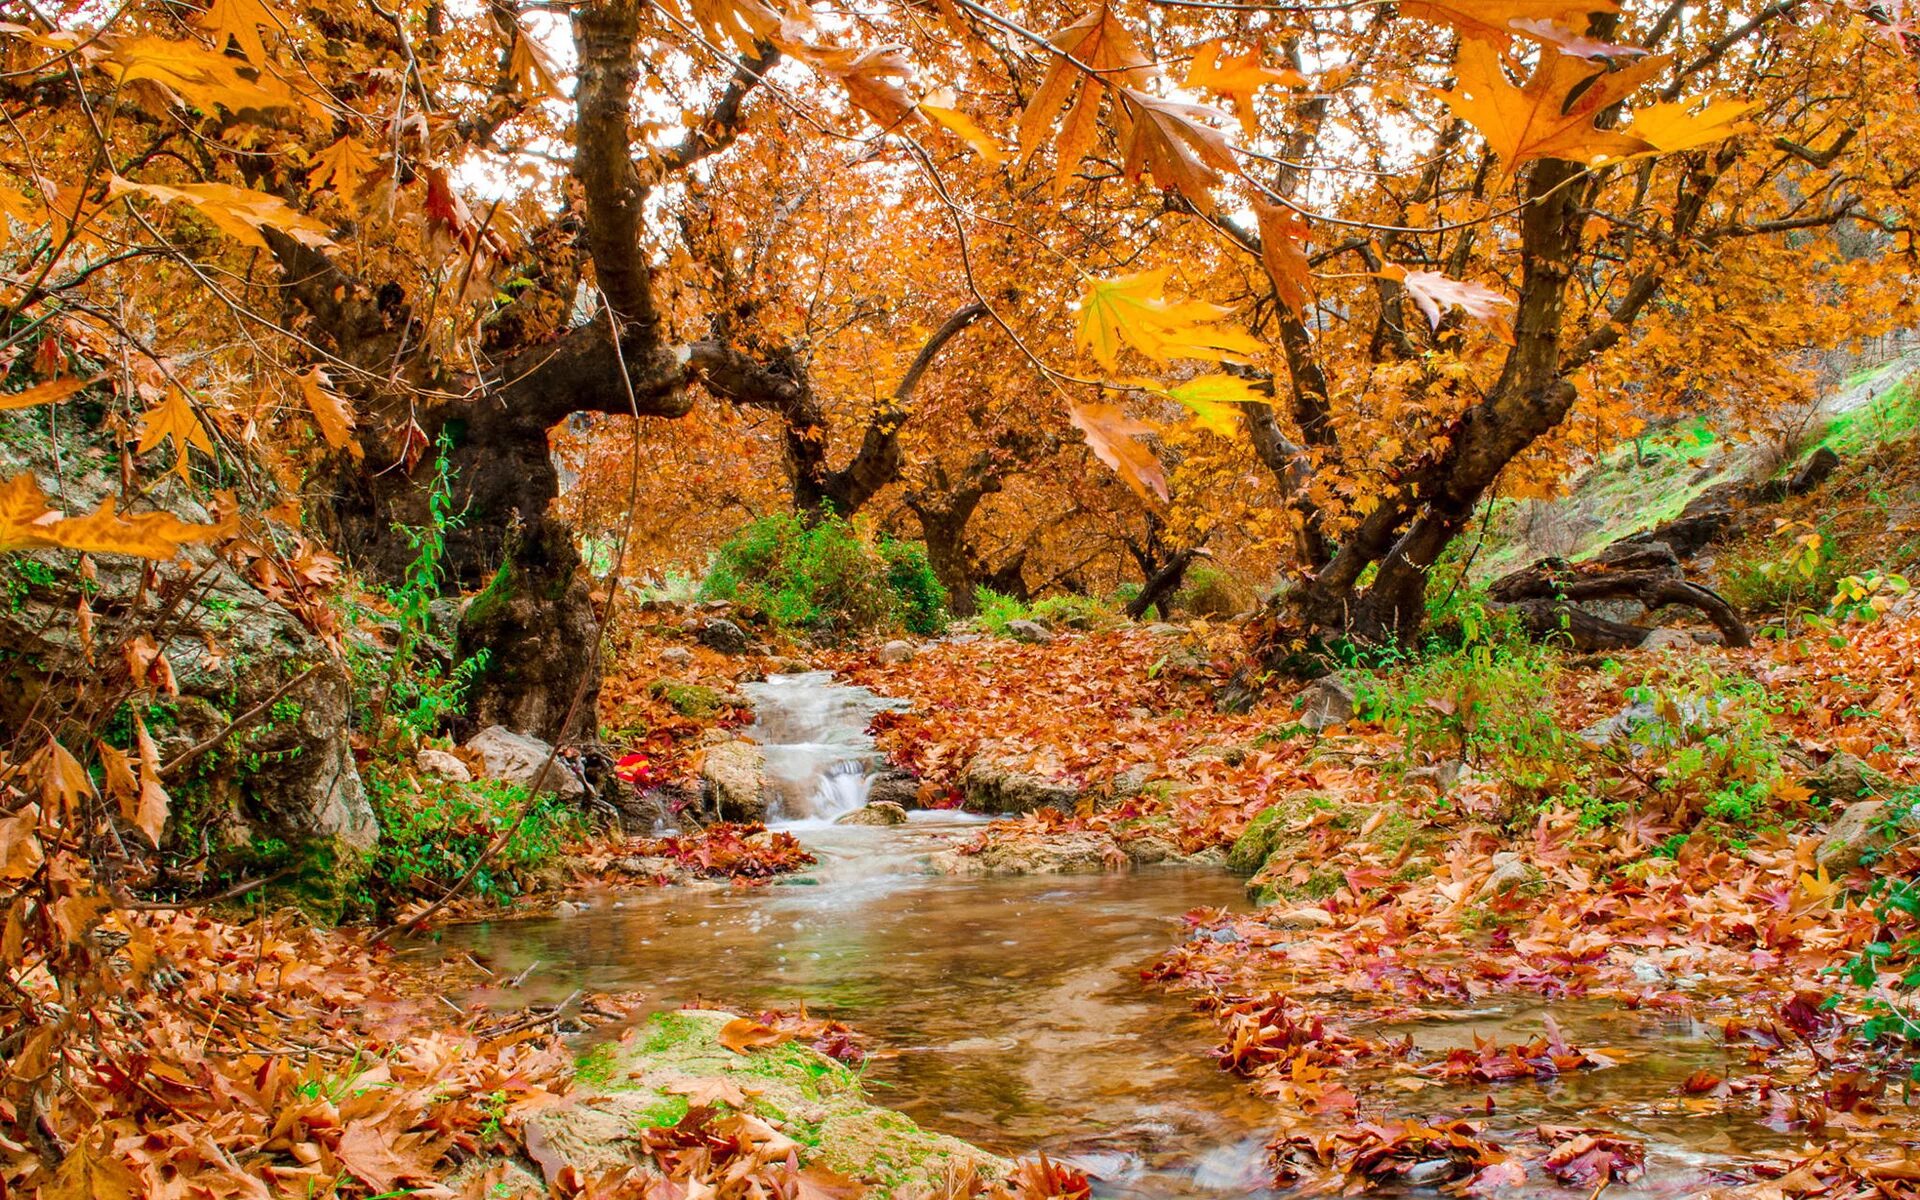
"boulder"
878,639,916,664
1816,799,1889,871
465,725,587,800
835,801,909,826
1295,676,1357,731
696,617,753,653
701,740,767,822
942,830,1124,875
0,439,375,884
1473,851,1544,899
416,747,472,783
865,771,920,808
1801,751,1888,805
960,742,1080,813
1004,619,1053,644
1638,628,1696,651
659,645,694,666
522,1010,1005,1194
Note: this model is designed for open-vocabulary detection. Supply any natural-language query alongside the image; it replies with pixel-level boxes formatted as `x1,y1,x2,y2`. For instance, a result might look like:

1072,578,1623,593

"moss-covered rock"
649,679,731,718
526,1010,1005,1195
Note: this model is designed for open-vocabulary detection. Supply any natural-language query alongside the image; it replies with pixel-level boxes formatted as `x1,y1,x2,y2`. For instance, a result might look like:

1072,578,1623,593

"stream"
441,673,1801,1198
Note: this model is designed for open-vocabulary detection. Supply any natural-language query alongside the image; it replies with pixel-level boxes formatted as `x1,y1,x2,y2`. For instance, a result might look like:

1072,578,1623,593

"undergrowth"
702,512,946,637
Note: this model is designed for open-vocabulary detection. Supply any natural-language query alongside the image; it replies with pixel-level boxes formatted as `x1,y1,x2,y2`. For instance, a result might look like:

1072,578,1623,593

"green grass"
1816,375,1919,459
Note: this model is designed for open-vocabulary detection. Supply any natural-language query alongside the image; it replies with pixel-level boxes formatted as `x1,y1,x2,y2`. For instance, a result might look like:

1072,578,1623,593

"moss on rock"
525,1010,1005,1195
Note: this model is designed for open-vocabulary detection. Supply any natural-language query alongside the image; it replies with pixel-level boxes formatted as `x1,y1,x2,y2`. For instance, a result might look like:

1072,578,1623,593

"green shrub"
1721,522,1855,618
1030,593,1110,629
1174,564,1254,617
363,767,580,909
701,512,947,637
971,586,1030,636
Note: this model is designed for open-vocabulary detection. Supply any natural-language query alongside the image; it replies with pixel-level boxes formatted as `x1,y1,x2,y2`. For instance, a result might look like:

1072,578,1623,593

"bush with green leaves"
362,766,580,910
701,512,946,637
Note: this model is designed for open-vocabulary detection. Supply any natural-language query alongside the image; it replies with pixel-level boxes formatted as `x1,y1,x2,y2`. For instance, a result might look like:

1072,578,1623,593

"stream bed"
438,673,1801,1198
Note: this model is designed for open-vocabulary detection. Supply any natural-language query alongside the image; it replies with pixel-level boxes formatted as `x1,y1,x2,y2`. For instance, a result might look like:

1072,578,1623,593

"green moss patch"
531,1010,1005,1196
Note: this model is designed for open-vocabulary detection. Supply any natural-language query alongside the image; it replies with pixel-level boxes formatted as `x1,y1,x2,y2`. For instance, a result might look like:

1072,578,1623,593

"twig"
160,664,325,779
123,869,290,911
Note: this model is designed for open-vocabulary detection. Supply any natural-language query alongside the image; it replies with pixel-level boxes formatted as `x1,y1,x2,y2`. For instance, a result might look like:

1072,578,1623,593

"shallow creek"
440,674,1798,1198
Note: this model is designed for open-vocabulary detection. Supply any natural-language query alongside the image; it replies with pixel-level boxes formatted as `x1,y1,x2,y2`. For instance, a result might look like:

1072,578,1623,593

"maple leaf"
110,176,333,250
197,0,282,64
308,136,382,198
0,472,220,559
803,44,919,130
1400,0,1620,45
1076,269,1263,370
136,389,215,481
1380,264,1515,329
1130,372,1265,436
131,714,170,846
0,376,88,411
1070,401,1168,501
100,34,297,112
1254,203,1314,318
1016,7,1152,194
919,88,1007,162
298,366,363,459
1439,42,1665,179
1625,97,1758,154
657,0,802,56
507,22,563,100
1183,40,1306,136
1116,90,1241,210
337,1120,438,1193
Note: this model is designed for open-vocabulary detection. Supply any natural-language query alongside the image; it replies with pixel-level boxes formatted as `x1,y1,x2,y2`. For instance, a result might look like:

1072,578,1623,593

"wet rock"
465,725,587,800
554,900,585,917
416,747,472,783
660,645,694,667
1801,751,1888,805
878,639,916,664
1109,764,1154,801
1004,618,1053,644
960,742,1080,813
1295,676,1357,731
696,617,753,653
865,772,920,808
835,801,909,826
942,831,1124,876
701,740,767,822
650,679,730,718
1124,834,1179,864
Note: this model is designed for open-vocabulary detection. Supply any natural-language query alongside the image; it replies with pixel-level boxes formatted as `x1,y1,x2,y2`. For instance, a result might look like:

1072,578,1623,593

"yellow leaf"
110,175,333,250
0,473,220,560
1163,373,1265,436
309,136,381,199
297,366,363,459
507,23,563,99
100,34,296,112
197,0,282,64
1625,97,1757,154
0,377,88,411
1070,401,1167,501
1016,7,1151,180
1076,269,1263,371
919,88,1007,163
38,738,94,823
0,179,43,248
1438,41,1664,180
135,390,215,481
1183,40,1306,136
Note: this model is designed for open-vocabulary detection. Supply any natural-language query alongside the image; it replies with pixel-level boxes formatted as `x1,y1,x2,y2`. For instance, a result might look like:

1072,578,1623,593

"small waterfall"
739,671,905,823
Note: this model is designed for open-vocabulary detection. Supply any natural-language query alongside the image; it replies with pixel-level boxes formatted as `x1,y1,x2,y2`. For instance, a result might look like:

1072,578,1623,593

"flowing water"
441,674,1807,1198
740,671,907,822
